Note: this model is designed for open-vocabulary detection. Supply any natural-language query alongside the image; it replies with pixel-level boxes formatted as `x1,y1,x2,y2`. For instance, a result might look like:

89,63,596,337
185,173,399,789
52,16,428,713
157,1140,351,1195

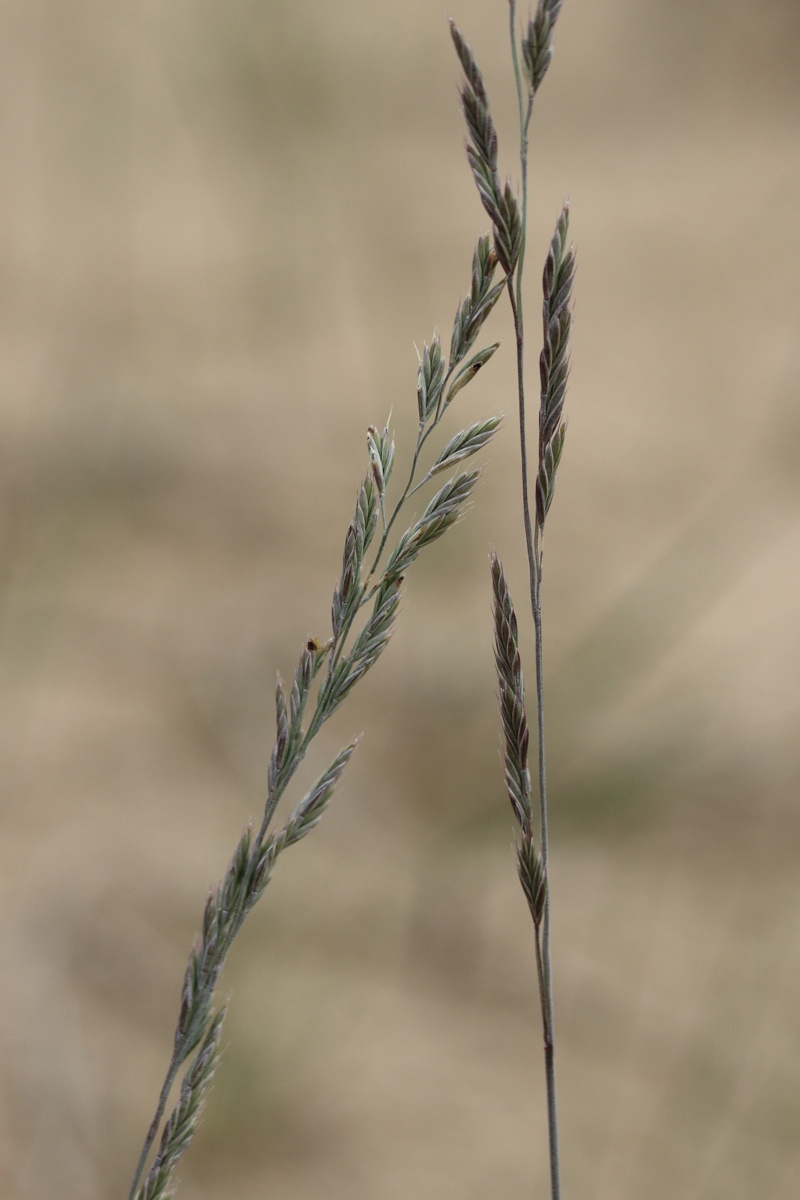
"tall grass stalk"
451,4,573,1197
124,5,575,1196
124,241,505,1200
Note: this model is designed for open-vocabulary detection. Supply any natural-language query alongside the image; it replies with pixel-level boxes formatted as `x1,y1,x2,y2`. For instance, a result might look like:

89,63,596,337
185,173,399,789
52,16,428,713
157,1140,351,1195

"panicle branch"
126,232,504,1200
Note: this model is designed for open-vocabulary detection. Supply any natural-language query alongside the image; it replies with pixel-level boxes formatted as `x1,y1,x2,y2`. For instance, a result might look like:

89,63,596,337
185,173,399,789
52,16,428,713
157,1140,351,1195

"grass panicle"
124,235,503,1200
454,4,572,1198
125,6,577,1196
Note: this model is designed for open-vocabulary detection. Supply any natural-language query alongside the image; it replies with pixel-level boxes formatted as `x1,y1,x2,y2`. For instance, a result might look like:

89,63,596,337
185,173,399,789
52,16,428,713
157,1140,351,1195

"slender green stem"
507,284,539,621
511,264,562,1200
508,4,561,1198
507,1,538,621
126,1057,182,1200
508,2,534,320
534,581,560,1200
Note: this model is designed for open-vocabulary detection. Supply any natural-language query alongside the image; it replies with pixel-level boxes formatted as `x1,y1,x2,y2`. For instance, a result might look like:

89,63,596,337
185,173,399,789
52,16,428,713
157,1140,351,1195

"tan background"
1,1,799,1197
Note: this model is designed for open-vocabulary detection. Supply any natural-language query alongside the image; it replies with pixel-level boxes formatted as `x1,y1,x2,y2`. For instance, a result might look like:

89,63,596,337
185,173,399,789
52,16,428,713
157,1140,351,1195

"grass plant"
125,3,573,1197
451,4,573,1197
124,240,505,1200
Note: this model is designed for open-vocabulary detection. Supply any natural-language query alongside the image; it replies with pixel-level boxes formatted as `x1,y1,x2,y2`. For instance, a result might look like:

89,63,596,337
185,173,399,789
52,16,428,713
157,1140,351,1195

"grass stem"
457,5,572,1196
510,5,561,1194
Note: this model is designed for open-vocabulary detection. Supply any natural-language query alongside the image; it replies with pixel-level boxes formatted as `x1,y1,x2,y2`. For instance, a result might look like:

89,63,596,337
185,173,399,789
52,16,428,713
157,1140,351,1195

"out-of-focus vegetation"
1,2,799,1197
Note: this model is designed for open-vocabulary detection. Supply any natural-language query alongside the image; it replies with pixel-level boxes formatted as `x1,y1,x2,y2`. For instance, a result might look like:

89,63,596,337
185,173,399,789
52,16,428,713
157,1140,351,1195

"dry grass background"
1,1,799,1197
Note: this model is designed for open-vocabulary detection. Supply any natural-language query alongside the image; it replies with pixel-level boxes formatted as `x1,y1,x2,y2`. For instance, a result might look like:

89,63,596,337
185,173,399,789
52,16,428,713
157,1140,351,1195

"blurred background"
1,1,799,1197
